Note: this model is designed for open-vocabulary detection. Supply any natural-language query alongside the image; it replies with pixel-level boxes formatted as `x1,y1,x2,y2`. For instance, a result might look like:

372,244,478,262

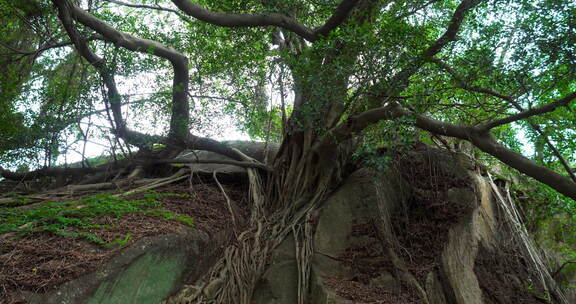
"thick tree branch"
432,58,576,181
367,0,482,105
326,102,576,201
170,0,314,40
0,166,106,181
177,134,244,161
313,0,361,37
327,102,404,141
170,0,360,42
155,158,272,171
469,133,576,201
487,95,576,182
60,0,190,140
480,92,576,130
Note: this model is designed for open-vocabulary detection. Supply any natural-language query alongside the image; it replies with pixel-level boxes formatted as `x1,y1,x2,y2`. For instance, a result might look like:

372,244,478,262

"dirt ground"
0,181,246,303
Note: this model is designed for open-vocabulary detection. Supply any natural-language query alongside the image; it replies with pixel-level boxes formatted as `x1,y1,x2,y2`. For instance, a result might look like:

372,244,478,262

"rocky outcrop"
15,231,211,304
8,147,565,303
252,148,560,303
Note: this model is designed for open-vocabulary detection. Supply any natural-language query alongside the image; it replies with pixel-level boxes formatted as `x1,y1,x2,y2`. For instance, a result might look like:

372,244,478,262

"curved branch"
53,2,121,127
326,102,576,201
367,0,482,105
51,0,252,164
53,0,151,147
327,102,404,142
177,134,244,161
171,0,361,42
60,0,190,140
431,59,576,130
313,0,361,37
480,92,576,130
171,0,314,40
431,59,576,182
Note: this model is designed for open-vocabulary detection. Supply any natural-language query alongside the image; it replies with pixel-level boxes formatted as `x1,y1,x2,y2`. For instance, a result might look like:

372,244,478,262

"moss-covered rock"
20,231,209,304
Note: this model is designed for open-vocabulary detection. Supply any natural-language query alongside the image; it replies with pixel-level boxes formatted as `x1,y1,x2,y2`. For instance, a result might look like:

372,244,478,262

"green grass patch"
0,192,194,246
0,193,33,207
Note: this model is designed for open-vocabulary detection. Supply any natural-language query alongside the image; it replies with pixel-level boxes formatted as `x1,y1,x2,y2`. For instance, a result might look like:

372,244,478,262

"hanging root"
213,170,238,234
164,164,277,304
487,173,569,304
162,148,276,304
165,159,335,303
164,204,322,304
294,213,315,304
162,138,350,304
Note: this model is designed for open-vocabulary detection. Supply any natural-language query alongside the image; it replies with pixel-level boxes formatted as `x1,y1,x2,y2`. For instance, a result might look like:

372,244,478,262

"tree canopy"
0,0,575,201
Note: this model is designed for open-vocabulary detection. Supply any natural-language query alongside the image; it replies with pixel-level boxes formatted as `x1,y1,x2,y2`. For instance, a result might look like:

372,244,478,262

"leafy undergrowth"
0,182,246,302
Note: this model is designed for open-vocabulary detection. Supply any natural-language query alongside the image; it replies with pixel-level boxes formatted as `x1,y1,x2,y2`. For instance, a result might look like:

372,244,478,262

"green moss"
105,233,133,247
86,250,184,304
0,192,194,246
0,193,33,207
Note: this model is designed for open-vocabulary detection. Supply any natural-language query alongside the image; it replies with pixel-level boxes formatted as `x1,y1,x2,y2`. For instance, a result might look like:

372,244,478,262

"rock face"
11,147,566,303
252,148,561,303
18,231,210,304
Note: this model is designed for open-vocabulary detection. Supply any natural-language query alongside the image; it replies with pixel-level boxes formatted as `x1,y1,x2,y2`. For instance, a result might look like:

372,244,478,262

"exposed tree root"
156,158,272,171
387,247,430,303
487,173,569,304
294,214,315,304
117,168,189,197
213,171,238,234
2,147,570,304
127,165,145,179
164,141,343,304
371,173,430,304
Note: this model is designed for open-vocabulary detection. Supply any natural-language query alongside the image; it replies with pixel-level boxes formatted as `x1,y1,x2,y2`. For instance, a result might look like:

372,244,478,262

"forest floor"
0,181,246,303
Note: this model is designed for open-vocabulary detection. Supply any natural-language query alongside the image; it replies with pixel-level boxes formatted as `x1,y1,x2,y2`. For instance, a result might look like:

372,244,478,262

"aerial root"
212,170,238,234
164,164,274,304
164,177,331,304
488,173,569,304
